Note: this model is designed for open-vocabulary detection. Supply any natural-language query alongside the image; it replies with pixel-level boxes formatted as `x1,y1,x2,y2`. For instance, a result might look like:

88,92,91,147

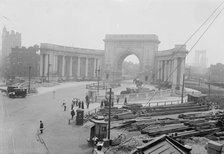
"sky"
0,0,223,65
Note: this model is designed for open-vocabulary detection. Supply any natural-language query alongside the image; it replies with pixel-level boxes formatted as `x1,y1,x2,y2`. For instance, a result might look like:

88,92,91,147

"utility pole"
208,69,211,99
96,68,100,96
28,66,31,93
181,74,185,104
108,88,112,142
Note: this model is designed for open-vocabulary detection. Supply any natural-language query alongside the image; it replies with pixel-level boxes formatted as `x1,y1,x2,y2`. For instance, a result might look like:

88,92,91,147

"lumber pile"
113,111,138,120
142,103,210,116
141,123,190,136
98,107,127,116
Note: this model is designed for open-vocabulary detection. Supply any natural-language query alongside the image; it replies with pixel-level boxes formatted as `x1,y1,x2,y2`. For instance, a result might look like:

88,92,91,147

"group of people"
100,96,128,108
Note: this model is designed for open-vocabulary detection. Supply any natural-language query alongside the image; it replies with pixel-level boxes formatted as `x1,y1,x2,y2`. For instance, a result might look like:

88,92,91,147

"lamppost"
95,67,100,96
28,66,31,93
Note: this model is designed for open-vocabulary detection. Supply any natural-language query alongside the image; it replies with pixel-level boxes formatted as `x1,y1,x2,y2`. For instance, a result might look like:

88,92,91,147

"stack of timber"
123,104,143,113
141,102,210,116
141,123,190,136
113,111,138,120
97,107,127,116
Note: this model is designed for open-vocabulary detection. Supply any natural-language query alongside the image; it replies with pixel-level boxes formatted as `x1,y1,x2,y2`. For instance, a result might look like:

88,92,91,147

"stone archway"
117,53,141,80
103,34,160,84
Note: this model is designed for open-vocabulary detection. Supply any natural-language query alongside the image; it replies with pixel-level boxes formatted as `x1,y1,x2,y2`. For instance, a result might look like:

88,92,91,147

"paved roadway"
0,82,97,154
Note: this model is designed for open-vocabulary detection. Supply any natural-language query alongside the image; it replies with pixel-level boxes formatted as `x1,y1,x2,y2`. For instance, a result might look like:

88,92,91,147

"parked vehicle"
7,86,27,98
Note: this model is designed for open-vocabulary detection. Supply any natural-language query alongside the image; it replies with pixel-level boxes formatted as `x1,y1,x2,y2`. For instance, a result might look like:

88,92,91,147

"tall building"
1,27,21,57
194,50,207,68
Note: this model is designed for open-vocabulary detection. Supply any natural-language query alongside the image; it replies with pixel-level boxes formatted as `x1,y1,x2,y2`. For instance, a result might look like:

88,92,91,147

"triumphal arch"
39,34,187,89
103,34,187,89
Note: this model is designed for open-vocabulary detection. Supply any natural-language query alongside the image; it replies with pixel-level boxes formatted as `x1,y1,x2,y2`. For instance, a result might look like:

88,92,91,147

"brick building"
7,46,40,78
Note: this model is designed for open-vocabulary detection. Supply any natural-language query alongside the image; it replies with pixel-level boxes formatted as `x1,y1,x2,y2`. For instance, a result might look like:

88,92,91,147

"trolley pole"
108,88,112,141
28,66,31,93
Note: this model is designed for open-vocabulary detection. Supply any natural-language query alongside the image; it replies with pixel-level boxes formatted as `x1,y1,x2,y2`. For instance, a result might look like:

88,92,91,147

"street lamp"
28,66,31,93
95,67,100,96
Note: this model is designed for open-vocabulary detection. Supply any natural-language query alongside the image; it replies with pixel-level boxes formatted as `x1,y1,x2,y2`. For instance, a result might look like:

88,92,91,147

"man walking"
40,121,44,134
71,109,75,119
62,100,66,111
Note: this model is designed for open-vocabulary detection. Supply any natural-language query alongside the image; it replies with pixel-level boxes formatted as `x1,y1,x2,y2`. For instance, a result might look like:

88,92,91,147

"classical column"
54,55,58,73
69,57,73,78
159,60,162,81
165,60,169,81
40,54,44,77
164,61,167,81
156,60,160,81
172,58,178,89
167,60,170,82
85,57,88,77
179,58,185,87
62,56,65,77
77,57,80,77
169,60,173,82
44,54,49,77
93,58,96,77
49,52,54,77
162,61,165,81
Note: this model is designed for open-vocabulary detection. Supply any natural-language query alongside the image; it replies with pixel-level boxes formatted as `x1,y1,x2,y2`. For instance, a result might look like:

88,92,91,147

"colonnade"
40,53,100,80
157,57,185,89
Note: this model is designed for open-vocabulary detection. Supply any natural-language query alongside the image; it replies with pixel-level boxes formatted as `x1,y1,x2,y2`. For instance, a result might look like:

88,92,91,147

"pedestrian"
87,101,89,109
82,101,84,109
124,97,127,105
40,121,44,134
117,97,120,104
71,102,74,110
79,101,81,108
100,100,104,108
112,100,114,107
71,109,75,119
62,100,67,111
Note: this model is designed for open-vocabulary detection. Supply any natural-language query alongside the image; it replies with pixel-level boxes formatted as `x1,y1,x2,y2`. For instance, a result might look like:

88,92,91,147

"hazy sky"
0,0,223,65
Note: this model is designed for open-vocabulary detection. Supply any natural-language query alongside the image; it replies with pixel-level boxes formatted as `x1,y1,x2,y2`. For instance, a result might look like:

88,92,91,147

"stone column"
85,57,88,77
93,58,96,77
164,60,167,81
162,61,165,81
44,54,49,77
40,54,44,77
49,52,54,78
172,58,178,89
156,60,160,81
167,60,170,82
169,60,173,82
165,60,169,81
62,56,65,77
54,55,58,73
179,58,185,87
69,57,73,79
77,57,80,77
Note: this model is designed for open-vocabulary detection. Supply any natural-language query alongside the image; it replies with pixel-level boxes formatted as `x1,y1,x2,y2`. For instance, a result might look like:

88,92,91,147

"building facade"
6,46,40,79
39,34,187,89
39,43,104,81
1,27,21,57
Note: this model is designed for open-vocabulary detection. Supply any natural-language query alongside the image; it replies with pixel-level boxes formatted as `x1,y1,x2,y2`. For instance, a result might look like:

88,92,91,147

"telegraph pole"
108,88,112,141
96,68,100,96
208,69,211,99
28,66,31,93
181,74,185,104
